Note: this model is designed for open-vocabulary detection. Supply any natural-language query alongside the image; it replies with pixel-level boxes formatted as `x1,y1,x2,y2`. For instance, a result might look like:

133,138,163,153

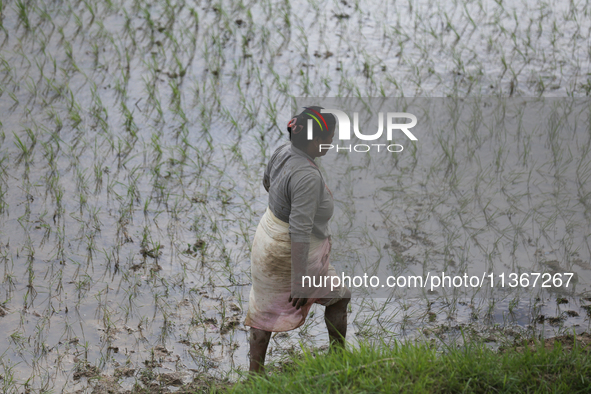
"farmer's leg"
249,328,272,373
324,287,351,347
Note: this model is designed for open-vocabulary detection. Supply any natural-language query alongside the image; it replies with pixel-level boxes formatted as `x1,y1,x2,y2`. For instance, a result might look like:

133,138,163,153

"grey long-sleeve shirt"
263,143,334,243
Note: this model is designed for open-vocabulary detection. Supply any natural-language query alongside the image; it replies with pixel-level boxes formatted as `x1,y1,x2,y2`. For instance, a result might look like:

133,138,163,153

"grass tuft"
231,335,591,393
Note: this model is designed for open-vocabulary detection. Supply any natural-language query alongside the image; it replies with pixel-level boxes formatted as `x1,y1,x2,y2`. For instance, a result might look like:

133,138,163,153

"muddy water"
0,0,591,392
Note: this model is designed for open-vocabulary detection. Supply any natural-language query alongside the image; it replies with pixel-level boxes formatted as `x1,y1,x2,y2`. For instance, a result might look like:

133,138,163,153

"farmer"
244,106,351,374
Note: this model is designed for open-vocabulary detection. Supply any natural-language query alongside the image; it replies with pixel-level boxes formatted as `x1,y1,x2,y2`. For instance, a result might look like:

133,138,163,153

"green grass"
230,337,591,393
1,0,591,391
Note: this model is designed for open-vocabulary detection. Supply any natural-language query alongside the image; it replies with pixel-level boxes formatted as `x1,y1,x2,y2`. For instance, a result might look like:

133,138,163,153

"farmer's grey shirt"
263,143,334,243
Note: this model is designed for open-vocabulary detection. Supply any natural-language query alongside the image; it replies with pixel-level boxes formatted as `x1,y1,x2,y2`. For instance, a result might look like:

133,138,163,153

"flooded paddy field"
1,0,591,392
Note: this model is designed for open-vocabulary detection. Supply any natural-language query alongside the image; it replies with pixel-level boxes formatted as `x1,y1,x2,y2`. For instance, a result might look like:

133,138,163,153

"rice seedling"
0,0,590,391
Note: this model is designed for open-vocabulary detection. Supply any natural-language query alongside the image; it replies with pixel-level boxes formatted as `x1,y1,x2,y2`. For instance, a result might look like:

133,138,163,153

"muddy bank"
1,0,591,392
74,330,591,394
502,332,591,354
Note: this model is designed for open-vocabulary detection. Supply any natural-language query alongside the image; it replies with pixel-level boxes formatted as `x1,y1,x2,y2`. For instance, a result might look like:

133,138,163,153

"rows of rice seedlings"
320,98,591,349
1,0,590,391
310,121,581,376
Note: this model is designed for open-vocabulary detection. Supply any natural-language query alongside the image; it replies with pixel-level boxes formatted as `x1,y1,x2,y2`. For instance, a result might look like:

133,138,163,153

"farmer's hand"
289,295,308,310
290,241,311,310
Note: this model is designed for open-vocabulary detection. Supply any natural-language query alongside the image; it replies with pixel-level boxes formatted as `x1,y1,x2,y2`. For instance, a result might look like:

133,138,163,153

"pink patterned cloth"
244,207,332,332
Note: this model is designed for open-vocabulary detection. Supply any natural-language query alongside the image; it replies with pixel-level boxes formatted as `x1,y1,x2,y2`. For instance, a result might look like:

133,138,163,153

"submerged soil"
79,331,591,393
1,0,591,392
